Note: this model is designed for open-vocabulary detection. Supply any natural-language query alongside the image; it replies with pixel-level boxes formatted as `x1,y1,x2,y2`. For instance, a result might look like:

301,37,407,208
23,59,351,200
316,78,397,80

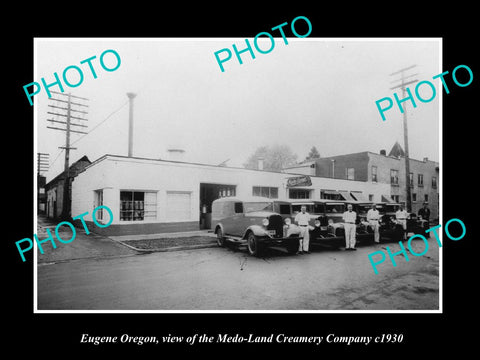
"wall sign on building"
286,175,312,188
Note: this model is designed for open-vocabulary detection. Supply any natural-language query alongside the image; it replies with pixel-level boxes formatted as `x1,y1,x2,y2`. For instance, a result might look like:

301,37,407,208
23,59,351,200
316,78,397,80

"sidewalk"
36,213,218,263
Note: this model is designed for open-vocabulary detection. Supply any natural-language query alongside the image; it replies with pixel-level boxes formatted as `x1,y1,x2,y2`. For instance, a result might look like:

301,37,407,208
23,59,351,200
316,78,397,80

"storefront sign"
286,175,312,187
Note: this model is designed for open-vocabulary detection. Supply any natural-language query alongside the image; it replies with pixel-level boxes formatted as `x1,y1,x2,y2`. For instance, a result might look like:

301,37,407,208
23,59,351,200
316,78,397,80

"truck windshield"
292,204,313,213
357,205,371,214
244,202,273,213
326,204,344,213
312,204,325,214
385,205,398,213
278,204,291,215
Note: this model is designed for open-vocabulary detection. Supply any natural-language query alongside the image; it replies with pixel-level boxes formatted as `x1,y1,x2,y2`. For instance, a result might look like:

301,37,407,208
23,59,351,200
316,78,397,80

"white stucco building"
71,154,391,235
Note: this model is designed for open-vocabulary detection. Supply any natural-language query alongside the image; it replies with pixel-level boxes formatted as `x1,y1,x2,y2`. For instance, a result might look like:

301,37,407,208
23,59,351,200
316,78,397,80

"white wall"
71,156,391,226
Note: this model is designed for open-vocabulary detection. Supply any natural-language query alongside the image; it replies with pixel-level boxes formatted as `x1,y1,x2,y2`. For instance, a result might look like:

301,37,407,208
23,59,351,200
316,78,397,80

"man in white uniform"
395,204,409,240
367,204,381,243
294,205,310,254
342,204,357,251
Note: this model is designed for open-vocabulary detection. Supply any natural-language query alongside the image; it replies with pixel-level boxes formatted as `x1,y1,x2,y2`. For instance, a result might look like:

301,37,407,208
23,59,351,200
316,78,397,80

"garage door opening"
199,183,236,229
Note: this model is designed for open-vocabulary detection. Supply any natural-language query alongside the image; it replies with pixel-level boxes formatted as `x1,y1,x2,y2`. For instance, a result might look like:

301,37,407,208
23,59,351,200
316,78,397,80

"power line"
46,99,129,173
50,148,64,168
70,100,128,147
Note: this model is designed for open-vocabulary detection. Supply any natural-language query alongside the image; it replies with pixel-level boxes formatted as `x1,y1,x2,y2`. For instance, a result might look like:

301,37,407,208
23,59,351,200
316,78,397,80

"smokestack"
258,157,264,171
127,92,137,157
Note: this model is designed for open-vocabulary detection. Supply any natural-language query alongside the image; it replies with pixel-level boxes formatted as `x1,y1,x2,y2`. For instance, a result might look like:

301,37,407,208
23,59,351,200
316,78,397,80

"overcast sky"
35,38,440,181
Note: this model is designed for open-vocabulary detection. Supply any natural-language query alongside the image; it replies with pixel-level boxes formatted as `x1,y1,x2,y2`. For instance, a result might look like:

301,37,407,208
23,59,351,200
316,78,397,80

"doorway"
199,183,236,229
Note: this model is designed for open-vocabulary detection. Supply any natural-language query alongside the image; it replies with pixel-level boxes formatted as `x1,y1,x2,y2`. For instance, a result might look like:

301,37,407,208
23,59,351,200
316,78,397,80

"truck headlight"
284,218,291,225
262,218,269,226
314,220,321,227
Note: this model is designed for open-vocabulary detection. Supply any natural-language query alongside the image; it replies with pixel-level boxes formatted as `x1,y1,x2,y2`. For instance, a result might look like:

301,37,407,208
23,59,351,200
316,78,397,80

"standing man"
367,204,381,243
418,202,431,225
294,205,311,254
395,204,409,240
342,204,357,251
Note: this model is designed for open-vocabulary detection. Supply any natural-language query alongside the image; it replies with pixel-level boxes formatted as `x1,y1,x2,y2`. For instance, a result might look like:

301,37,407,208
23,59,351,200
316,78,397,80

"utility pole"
390,65,418,213
47,91,89,219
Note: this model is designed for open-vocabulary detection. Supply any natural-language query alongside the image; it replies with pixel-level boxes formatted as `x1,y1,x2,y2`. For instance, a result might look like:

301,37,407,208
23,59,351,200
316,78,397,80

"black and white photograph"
7,6,476,355
34,38,441,311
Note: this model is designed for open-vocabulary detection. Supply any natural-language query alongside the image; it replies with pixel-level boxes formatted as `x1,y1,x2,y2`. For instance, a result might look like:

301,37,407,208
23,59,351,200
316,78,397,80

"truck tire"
286,238,299,254
247,232,264,257
216,227,225,247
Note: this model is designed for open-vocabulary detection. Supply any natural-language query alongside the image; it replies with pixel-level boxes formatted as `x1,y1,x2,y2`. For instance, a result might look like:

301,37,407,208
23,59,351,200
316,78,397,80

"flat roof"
318,151,438,165
80,153,377,182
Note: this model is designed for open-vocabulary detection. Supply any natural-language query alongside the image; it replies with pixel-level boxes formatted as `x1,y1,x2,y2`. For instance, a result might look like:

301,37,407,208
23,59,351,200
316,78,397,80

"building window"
320,190,343,200
346,168,355,180
120,191,157,221
409,172,414,187
432,176,437,189
252,186,278,199
390,169,399,185
391,195,400,203
371,166,377,182
424,194,429,202
412,193,417,202
418,174,424,187
218,186,236,198
94,190,104,221
368,194,374,201
289,189,311,199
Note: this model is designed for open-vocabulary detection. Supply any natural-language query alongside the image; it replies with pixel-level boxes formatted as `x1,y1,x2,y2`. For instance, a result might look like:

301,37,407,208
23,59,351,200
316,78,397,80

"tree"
304,146,321,162
243,145,298,171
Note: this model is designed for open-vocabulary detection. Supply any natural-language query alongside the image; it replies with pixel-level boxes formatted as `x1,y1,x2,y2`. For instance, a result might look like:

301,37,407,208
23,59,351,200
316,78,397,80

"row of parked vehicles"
212,196,430,257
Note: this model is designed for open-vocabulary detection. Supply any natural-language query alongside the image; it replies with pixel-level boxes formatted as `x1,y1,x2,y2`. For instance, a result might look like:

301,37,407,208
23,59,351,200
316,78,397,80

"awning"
350,191,369,202
338,190,356,201
381,195,395,203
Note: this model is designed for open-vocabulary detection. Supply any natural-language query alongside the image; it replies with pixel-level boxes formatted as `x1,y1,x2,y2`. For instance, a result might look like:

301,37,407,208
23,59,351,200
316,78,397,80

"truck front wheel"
216,227,225,247
286,238,300,254
247,232,264,257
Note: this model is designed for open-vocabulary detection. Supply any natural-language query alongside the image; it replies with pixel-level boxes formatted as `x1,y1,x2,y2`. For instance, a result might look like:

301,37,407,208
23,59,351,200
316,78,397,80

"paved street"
37,236,439,311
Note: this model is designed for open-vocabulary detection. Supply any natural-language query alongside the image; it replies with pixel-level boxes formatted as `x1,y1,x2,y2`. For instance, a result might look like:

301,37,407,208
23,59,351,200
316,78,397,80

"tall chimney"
258,157,264,171
127,92,137,157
